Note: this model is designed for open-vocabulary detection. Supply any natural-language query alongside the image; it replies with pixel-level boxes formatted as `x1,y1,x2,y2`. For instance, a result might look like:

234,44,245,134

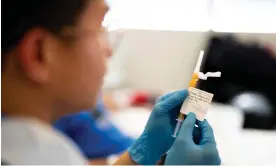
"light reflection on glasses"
103,18,125,51
107,28,125,52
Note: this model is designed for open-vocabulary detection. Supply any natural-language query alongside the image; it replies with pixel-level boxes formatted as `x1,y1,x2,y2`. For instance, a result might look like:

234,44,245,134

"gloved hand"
165,113,221,165
128,89,188,165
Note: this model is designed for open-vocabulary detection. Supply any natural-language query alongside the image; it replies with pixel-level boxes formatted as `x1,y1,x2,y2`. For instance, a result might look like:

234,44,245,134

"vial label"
180,87,214,121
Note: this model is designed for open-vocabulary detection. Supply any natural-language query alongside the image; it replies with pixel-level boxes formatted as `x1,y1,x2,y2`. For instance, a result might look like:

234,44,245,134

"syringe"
172,50,204,137
172,50,221,137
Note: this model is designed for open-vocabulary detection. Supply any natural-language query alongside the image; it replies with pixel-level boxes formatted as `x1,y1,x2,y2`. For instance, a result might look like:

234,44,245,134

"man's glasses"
60,25,125,52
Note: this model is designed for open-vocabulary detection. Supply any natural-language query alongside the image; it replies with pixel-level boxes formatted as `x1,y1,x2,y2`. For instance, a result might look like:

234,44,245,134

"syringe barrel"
177,113,186,121
172,121,182,137
172,74,195,138
173,55,200,137
172,113,186,137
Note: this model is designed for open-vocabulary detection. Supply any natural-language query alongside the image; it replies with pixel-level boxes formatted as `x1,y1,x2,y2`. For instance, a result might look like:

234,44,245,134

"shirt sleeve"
54,97,133,159
54,112,101,159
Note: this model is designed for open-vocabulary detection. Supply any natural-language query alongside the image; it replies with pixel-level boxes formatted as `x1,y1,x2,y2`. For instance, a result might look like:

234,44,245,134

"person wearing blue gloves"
2,0,220,165
115,90,221,165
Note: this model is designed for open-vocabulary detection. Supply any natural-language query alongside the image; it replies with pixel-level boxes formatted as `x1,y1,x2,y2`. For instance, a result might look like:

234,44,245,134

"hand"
128,89,188,165
165,113,221,165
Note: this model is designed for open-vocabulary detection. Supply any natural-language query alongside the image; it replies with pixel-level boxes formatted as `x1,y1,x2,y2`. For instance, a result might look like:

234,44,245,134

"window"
105,0,210,31
105,0,276,33
210,0,276,33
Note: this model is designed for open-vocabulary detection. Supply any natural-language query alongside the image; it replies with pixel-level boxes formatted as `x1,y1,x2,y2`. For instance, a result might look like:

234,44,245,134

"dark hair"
2,0,88,66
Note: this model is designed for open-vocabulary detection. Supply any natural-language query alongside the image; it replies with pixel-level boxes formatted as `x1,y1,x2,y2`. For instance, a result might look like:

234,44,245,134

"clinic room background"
100,0,276,165
2,0,276,165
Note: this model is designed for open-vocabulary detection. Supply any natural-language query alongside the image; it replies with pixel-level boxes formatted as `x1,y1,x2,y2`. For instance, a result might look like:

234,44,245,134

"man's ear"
17,28,50,83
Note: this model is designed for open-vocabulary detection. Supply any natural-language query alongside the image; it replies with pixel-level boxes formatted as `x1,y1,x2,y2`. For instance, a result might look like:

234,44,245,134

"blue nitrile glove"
128,89,188,165
165,112,221,165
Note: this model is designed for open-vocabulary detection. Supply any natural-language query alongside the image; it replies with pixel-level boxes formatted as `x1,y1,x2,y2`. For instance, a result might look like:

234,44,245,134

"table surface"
109,103,276,165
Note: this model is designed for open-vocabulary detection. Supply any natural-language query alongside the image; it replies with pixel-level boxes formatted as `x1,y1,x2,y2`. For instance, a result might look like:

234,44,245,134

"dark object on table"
231,92,274,130
1,159,10,165
197,35,276,130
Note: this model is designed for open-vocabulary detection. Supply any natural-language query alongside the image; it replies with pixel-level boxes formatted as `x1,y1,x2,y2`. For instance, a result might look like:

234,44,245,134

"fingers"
155,91,176,103
177,112,197,142
155,89,188,113
198,120,216,145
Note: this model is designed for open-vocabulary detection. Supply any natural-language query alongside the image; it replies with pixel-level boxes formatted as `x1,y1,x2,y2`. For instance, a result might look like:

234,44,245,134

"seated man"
54,95,134,164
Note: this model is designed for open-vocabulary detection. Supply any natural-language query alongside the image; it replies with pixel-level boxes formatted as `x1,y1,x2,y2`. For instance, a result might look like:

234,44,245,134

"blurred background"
68,0,276,165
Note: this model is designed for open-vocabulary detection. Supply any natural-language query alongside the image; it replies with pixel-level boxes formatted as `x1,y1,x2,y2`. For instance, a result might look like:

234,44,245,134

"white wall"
107,30,276,92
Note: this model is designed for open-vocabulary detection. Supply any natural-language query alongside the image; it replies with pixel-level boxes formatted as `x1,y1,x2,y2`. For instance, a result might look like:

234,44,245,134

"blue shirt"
54,97,134,159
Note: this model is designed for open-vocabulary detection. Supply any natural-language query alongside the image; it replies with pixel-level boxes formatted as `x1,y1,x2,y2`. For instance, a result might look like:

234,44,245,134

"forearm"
113,152,137,165
113,151,165,165
89,158,107,165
